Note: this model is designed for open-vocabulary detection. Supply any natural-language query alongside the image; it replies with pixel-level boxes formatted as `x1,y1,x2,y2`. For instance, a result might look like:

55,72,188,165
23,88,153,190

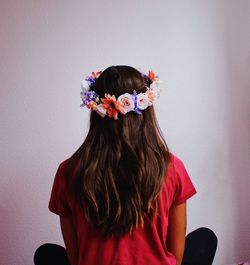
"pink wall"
0,1,249,264
226,1,250,261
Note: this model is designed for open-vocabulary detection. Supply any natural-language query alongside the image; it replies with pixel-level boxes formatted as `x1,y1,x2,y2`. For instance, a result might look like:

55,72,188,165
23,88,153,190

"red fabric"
49,152,196,265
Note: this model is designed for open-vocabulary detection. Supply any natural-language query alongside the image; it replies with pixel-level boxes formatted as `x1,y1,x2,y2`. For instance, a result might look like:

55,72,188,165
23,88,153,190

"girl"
48,65,197,265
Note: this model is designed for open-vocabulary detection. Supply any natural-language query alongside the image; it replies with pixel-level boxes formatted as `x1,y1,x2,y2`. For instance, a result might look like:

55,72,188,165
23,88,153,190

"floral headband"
80,70,161,120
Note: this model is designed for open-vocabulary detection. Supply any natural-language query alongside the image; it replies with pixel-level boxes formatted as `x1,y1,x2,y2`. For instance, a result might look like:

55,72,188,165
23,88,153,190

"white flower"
150,80,161,98
137,93,150,110
117,93,134,114
94,104,107,117
81,79,90,91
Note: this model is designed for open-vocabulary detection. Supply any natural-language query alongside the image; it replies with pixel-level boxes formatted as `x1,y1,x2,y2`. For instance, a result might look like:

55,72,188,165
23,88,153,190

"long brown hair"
67,66,171,237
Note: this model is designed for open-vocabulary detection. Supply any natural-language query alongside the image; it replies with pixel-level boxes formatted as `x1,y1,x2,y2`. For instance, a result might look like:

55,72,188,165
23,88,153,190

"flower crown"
80,70,161,120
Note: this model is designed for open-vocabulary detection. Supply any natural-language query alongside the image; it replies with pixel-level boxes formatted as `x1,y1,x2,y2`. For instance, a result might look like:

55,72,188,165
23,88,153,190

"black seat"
181,227,218,265
34,243,70,265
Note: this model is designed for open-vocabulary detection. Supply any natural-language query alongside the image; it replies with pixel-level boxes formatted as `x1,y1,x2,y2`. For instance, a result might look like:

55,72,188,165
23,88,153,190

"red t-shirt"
49,152,196,265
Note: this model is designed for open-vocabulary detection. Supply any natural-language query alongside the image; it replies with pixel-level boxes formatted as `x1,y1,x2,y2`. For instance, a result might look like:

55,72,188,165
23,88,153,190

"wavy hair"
66,66,171,237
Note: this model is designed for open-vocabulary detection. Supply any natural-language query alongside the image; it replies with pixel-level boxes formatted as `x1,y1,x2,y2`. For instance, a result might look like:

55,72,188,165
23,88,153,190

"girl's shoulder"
57,156,77,177
167,151,197,205
58,157,70,170
169,151,186,168
167,151,188,177
53,157,71,185
53,157,74,188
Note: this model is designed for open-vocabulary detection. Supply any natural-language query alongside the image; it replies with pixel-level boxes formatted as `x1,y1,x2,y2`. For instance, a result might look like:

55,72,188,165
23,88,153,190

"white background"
0,1,249,264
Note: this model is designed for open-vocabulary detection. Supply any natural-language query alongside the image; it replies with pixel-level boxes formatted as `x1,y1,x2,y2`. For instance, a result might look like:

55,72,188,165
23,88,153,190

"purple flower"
86,76,95,86
80,90,100,107
132,90,142,114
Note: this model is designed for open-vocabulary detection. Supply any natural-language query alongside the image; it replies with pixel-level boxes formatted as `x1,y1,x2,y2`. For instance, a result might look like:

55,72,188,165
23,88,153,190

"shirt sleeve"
48,160,71,216
172,154,197,205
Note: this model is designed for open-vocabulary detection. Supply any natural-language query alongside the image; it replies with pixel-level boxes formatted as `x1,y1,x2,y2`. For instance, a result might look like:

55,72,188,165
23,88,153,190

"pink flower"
145,88,155,105
117,93,134,114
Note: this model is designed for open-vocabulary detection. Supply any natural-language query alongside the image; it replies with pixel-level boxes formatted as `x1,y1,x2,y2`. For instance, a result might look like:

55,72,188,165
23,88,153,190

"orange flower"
86,101,97,109
101,94,126,120
148,70,157,82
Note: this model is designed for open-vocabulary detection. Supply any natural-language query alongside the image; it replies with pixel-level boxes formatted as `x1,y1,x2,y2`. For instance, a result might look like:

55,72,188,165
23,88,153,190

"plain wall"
0,1,249,264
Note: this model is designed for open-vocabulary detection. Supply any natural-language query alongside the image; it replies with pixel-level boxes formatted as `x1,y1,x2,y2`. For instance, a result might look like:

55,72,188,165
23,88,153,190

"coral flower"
148,70,157,82
102,94,126,120
92,71,102,79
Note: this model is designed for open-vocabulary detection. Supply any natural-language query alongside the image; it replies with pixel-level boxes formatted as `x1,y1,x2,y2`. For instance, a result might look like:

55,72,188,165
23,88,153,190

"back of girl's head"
68,65,171,237
94,65,145,97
